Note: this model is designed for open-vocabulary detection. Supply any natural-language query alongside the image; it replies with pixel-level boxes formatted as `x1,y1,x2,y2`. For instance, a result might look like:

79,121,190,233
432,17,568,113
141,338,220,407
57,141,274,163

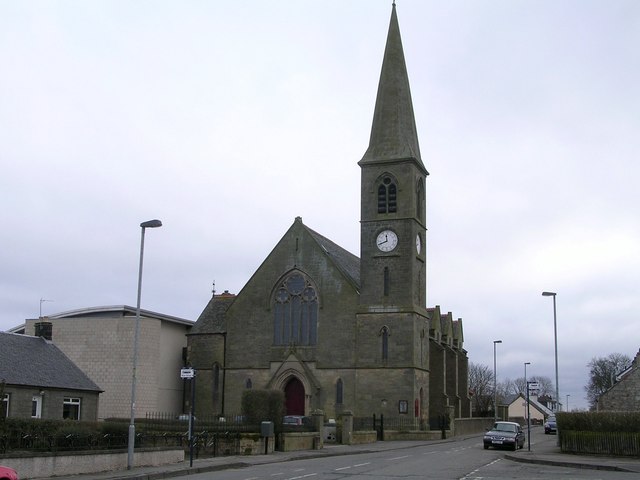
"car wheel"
484,444,489,450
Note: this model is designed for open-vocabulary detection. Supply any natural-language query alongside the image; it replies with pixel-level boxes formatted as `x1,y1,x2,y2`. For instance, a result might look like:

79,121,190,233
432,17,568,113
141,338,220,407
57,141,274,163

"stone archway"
284,377,305,415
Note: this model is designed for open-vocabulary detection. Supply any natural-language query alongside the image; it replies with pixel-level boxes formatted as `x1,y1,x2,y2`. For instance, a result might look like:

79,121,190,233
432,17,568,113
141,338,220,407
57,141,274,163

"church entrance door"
284,377,305,415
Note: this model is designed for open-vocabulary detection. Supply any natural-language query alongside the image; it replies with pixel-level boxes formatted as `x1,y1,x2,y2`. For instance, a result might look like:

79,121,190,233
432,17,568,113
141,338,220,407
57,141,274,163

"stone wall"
0,448,184,480
598,364,640,411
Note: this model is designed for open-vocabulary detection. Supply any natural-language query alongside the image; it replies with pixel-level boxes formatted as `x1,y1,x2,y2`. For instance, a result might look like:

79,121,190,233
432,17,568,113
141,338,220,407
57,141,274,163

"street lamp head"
494,340,502,344
542,291,556,297
140,219,162,229
524,362,531,366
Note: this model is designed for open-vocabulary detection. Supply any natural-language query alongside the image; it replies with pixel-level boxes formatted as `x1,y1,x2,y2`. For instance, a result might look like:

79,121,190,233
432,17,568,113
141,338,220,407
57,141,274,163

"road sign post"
180,368,196,466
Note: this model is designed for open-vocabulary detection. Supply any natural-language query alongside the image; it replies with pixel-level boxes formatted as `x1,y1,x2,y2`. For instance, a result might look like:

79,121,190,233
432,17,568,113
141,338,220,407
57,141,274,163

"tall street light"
542,291,559,412
128,219,162,470
566,394,570,412
524,361,531,450
493,340,502,421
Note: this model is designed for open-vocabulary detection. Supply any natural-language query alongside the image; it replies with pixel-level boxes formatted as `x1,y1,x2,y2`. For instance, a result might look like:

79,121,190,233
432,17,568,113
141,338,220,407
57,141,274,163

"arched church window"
273,272,318,346
384,267,390,296
416,178,424,219
381,326,390,361
212,363,220,413
336,378,344,405
377,176,397,213
245,378,252,389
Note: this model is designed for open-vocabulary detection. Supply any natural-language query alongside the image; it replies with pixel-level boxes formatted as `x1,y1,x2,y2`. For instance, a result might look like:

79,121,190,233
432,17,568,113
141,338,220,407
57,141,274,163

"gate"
373,414,384,441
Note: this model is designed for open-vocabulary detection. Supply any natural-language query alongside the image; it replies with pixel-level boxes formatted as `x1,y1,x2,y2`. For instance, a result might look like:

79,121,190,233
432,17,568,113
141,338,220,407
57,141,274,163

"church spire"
360,3,425,172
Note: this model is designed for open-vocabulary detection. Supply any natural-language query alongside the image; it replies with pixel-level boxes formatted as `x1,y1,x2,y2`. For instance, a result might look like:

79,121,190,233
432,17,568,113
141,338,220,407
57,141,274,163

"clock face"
416,234,422,254
376,230,398,252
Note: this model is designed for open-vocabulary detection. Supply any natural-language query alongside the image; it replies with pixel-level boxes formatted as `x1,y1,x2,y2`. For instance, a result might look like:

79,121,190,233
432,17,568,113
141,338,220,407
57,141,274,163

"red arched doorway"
284,377,305,415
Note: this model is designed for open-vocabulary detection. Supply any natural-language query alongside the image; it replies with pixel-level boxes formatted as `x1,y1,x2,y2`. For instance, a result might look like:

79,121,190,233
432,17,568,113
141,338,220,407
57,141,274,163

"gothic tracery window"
273,272,318,346
377,176,397,213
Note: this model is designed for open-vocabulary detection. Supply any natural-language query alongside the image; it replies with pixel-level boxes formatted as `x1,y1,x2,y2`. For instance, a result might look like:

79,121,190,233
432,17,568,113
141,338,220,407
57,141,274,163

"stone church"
187,4,470,428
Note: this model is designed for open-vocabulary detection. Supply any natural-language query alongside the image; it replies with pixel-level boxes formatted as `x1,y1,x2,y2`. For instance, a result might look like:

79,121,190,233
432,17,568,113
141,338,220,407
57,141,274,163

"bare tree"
585,353,631,410
507,375,553,397
468,362,495,416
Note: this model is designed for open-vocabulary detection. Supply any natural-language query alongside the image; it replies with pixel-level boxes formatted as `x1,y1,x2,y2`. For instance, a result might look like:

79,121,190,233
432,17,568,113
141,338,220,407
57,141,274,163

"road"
187,428,638,479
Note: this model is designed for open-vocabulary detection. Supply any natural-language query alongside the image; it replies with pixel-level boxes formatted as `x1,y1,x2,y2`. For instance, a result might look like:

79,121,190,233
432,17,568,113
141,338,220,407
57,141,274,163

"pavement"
49,431,640,480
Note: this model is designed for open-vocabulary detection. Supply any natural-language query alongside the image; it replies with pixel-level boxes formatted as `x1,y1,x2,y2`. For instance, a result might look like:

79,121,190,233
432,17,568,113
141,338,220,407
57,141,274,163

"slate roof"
305,224,361,290
190,292,236,335
0,332,102,392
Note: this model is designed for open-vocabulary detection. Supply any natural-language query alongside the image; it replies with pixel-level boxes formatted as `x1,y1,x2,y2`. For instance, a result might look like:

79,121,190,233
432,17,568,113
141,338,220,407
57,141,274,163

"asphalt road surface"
187,428,638,480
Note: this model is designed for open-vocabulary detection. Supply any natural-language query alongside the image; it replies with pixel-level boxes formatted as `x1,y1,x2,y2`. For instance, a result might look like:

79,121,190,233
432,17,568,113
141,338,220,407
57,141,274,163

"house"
0,332,102,420
187,3,470,428
536,394,559,413
21,306,193,420
503,393,553,424
598,348,640,411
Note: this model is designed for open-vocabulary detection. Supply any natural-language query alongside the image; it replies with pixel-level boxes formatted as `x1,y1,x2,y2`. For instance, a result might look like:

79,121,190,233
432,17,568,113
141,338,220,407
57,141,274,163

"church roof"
360,3,426,174
304,223,361,290
191,291,236,335
0,332,103,392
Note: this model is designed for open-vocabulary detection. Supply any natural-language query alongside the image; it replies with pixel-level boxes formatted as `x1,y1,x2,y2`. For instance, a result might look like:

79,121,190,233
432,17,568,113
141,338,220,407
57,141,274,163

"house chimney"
34,318,53,340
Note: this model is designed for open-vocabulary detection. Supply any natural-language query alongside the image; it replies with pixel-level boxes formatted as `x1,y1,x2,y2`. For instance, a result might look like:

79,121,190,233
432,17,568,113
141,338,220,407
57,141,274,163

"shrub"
557,411,640,433
241,389,285,427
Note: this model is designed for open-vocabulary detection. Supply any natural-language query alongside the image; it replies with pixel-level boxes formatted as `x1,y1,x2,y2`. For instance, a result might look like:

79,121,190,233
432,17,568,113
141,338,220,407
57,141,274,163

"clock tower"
355,3,430,420
359,3,428,309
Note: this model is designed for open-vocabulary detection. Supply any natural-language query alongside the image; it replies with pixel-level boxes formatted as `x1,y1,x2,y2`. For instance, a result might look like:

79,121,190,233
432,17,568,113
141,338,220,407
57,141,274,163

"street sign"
180,368,195,379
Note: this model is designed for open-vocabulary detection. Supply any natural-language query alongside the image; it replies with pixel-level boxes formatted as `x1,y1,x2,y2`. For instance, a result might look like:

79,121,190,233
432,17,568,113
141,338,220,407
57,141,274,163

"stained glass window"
274,272,318,345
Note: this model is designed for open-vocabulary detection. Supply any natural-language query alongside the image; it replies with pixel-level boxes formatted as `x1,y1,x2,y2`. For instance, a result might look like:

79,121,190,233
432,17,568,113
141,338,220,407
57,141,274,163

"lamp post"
524,362,531,415
524,362,531,452
128,219,162,470
566,394,570,412
493,340,502,421
542,291,559,412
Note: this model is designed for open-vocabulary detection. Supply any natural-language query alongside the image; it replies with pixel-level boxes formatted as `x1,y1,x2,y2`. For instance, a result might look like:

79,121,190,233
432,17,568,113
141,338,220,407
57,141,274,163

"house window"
63,397,81,420
31,395,42,419
1,393,8,418
378,176,397,214
273,272,318,346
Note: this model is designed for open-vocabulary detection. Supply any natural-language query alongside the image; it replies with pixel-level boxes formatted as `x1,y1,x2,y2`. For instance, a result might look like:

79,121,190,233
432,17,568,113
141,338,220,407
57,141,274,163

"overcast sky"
1,1,638,411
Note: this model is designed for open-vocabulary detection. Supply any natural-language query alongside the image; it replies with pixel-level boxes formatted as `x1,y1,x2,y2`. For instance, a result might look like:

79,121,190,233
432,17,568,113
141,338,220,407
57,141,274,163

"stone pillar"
340,411,353,445
311,410,324,449
446,405,455,436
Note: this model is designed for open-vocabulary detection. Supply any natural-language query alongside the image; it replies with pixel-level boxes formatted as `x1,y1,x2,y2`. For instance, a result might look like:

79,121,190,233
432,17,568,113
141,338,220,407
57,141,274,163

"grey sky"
1,1,638,411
